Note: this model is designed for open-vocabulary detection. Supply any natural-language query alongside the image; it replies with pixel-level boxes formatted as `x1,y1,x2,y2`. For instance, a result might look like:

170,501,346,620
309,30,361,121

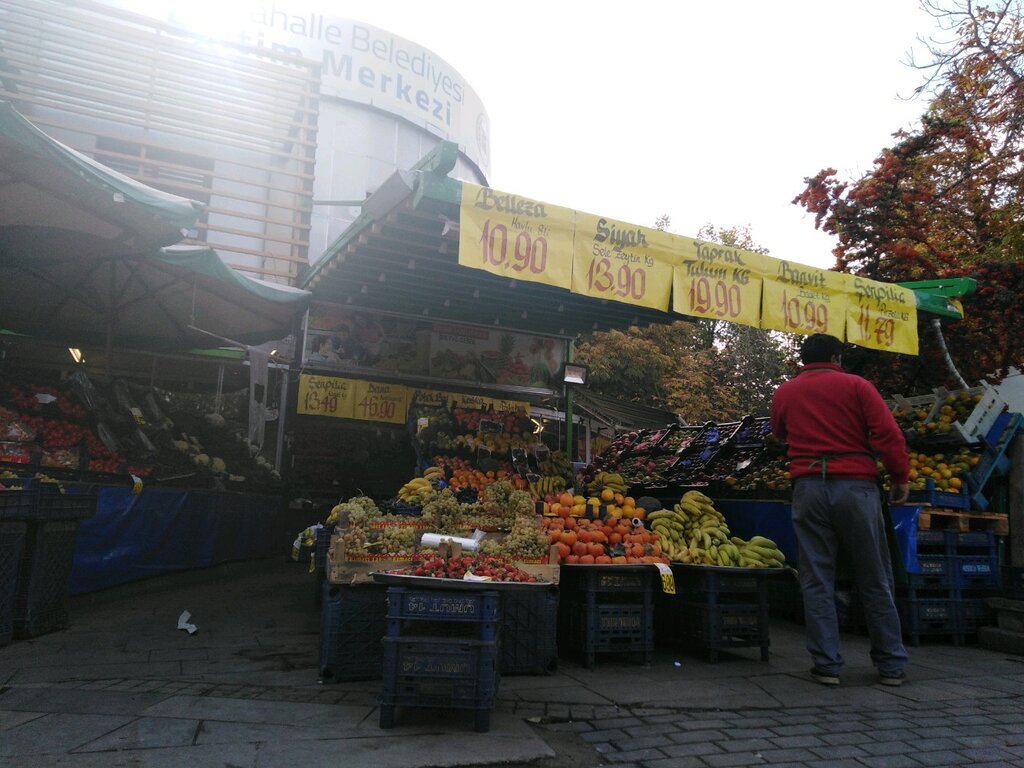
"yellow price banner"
845,276,919,355
760,262,851,338
672,239,769,326
297,375,356,419
353,380,408,424
459,182,574,289
571,212,673,310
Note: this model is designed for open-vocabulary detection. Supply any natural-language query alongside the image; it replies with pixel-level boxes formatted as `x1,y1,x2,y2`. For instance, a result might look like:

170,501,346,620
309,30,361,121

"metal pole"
275,367,289,473
932,318,969,389
565,339,575,463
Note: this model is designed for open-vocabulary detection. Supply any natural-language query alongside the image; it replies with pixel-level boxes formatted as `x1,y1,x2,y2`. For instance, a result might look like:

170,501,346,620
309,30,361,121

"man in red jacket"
771,333,910,687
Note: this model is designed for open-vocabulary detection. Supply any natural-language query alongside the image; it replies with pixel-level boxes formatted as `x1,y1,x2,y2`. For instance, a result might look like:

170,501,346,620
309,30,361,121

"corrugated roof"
573,390,682,431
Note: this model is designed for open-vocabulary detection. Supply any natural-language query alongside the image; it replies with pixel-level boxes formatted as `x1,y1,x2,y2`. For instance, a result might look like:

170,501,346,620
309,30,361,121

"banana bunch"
729,535,786,568
647,490,784,568
585,471,627,497
538,452,571,478
397,474,438,506
422,465,445,482
529,474,567,498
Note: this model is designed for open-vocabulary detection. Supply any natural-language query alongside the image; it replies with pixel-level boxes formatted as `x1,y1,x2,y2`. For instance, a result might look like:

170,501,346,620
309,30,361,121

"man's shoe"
810,667,840,686
879,671,907,687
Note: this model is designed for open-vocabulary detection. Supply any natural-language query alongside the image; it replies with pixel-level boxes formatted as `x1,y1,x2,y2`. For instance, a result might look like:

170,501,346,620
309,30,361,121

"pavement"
2,559,1024,768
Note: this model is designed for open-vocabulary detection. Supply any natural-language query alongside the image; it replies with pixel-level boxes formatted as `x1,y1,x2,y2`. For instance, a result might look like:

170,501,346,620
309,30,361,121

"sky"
125,0,947,270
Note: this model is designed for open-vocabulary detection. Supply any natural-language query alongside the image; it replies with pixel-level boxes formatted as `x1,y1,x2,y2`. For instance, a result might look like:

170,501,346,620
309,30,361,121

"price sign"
672,239,767,327
571,212,673,310
353,381,407,425
760,262,851,338
296,374,355,419
459,182,574,289
846,276,919,355
654,562,676,594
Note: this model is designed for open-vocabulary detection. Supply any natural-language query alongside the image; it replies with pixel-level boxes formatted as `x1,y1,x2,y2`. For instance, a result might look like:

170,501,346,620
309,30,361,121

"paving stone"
717,737,774,753
667,729,727,744
641,758,708,768
74,716,199,752
808,743,869,760
858,739,917,756
610,734,674,751
661,741,725,759
580,728,628,743
0,713,134,757
770,722,825,736
956,746,1020,762
954,734,1019,748
770,734,826,749
856,755,930,768
819,731,873,746
702,751,769,767
751,747,818,764
591,715,643,729
907,751,971,766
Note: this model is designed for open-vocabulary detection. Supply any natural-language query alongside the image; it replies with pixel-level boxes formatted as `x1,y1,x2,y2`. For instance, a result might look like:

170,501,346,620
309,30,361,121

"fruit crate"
898,593,962,645
559,564,656,599
915,529,998,557
968,411,1022,511
0,478,37,520
318,582,388,682
906,554,955,589
677,601,770,662
385,586,499,641
954,555,1000,589
312,523,335,606
35,482,98,520
670,563,773,603
892,393,942,437
562,601,653,667
931,383,1007,445
628,426,676,454
658,423,712,454
379,636,499,732
500,584,558,676
908,477,970,510
14,518,80,638
959,595,995,635
0,520,27,647
731,416,773,449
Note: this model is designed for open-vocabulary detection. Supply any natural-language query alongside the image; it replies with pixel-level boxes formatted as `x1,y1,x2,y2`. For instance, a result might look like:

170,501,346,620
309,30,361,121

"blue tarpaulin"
71,486,290,595
714,499,922,574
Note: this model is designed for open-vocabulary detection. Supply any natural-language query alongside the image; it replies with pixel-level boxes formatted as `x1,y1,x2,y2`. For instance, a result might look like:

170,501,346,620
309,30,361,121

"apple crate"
932,383,1007,444
891,393,941,434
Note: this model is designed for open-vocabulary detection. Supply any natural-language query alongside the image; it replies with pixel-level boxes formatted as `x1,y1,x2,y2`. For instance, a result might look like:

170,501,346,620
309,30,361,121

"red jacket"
770,362,909,484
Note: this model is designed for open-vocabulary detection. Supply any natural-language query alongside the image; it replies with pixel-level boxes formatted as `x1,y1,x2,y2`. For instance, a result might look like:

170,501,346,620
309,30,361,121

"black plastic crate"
559,565,655,599
35,483,98,520
954,555,1000,589
318,582,388,682
562,601,653,668
0,520,27,647
672,564,768,598
732,416,773,448
500,585,558,676
915,529,951,554
380,636,498,732
14,519,80,638
679,601,770,662
0,481,37,520
312,523,335,606
767,572,803,622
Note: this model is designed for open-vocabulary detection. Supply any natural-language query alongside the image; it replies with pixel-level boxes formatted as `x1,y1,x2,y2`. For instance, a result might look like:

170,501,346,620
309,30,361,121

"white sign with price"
653,562,676,594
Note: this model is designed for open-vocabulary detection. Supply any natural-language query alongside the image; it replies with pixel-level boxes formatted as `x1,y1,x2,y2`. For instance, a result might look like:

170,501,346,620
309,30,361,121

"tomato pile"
392,552,543,582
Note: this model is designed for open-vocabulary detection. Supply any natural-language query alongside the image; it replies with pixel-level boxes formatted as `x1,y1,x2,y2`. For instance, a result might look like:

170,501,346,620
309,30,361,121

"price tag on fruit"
845,276,918,355
352,380,407,425
459,181,574,290
654,562,675,594
571,212,673,310
296,374,356,419
760,263,851,337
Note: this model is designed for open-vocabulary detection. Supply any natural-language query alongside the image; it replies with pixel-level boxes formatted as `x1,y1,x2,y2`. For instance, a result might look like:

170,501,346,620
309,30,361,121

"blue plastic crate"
908,477,970,510
563,601,653,668
318,583,388,682
907,555,954,589
379,636,499,732
680,600,771,662
386,586,500,623
560,564,655,597
955,555,1000,589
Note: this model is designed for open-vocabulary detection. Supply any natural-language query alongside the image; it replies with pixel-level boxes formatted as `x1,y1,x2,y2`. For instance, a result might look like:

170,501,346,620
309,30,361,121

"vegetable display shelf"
968,411,1022,511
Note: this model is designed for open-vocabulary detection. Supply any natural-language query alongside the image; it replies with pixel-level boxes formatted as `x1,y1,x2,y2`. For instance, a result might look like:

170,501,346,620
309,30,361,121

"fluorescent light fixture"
531,418,544,435
562,363,589,386
68,347,83,363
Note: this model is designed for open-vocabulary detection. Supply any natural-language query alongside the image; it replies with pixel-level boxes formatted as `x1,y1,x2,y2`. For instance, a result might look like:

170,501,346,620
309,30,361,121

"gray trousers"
792,477,908,677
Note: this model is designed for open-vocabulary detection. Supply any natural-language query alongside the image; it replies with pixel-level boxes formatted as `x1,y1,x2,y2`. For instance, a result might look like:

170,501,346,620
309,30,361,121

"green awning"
0,100,202,256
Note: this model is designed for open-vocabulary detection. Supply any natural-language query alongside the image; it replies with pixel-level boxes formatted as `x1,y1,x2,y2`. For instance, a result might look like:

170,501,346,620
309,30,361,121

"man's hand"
889,482,910,506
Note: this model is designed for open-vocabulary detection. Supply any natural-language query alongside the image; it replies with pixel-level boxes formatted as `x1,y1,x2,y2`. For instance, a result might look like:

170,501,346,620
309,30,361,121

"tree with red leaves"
793,0,1024,392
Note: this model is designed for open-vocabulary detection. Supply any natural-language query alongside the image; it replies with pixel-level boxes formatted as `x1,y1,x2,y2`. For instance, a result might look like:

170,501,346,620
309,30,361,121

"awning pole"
275,369,289,473
932,318,969,389
565,339,575,465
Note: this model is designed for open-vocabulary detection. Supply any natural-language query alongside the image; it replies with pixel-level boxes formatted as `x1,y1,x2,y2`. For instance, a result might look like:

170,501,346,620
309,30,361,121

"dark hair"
800,333,844,364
